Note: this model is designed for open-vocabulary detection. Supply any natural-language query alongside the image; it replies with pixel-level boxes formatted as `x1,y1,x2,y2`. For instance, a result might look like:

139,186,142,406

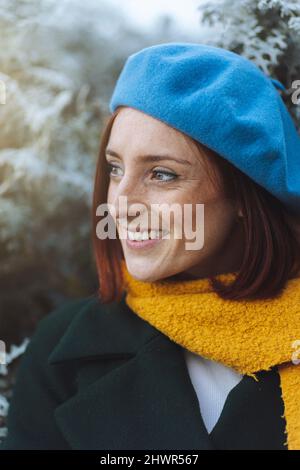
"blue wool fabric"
109,42,300,216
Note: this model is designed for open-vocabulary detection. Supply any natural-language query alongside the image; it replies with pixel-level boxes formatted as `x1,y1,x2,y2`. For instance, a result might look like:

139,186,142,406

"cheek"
203,203,236,247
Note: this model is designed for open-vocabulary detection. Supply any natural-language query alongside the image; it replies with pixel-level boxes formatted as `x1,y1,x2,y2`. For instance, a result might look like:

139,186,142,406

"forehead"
107,107,202,163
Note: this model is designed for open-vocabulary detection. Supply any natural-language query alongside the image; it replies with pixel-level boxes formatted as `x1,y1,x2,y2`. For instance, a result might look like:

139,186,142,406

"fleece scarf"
120,261,300,450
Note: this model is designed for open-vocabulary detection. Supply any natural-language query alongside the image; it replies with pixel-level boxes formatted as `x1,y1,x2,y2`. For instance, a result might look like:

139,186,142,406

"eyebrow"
105,149,192,167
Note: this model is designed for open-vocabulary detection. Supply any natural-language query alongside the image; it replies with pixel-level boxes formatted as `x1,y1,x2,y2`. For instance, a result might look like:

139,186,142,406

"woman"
1,42,300,450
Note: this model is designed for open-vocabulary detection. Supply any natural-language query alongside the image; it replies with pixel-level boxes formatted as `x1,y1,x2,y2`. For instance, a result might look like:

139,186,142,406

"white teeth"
126,230,169,241
128,231,135,240
150,230,158,240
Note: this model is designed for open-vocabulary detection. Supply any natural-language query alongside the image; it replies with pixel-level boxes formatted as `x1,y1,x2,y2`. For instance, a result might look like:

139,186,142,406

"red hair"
92,108,300,303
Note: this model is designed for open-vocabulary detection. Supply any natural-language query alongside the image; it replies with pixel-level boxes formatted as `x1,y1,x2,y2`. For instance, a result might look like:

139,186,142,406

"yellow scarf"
120,260,300,450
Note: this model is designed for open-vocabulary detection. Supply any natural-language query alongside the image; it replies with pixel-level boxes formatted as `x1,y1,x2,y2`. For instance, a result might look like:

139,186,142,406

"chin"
130,271,159,283
124,261,163,283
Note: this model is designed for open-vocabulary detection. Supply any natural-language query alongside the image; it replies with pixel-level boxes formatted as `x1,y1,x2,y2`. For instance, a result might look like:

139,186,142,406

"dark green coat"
0,294,287,450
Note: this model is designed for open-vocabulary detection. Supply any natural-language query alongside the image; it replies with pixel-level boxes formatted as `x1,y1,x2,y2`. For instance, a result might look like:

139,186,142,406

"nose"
110,172,147,224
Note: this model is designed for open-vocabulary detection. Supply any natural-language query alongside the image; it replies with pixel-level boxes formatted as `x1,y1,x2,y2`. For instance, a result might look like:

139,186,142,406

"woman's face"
106,107,244,281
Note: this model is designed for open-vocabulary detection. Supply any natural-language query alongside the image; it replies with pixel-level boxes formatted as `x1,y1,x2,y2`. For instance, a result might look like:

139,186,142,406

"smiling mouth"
116,220,170,241
125,229,169,241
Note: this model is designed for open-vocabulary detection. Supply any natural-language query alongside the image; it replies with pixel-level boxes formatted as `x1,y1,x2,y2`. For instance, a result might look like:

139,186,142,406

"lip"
125,237,163,250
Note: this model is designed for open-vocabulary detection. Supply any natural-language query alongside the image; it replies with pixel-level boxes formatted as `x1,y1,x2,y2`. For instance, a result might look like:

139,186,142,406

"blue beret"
109,43,300,216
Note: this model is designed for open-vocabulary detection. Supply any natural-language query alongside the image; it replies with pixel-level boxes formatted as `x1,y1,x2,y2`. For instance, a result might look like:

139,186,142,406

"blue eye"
152,169,178,182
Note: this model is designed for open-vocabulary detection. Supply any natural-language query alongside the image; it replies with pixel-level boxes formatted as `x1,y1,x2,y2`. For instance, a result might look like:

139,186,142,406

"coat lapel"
48,295,214,450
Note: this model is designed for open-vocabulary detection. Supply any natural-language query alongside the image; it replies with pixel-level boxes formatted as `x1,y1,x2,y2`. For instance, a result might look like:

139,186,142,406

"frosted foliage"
0,1,127,251
0,338,29,442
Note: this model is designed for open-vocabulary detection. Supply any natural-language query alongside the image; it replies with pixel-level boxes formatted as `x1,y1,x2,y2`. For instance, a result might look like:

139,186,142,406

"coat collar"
48,293,160,364
47,295,214,450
